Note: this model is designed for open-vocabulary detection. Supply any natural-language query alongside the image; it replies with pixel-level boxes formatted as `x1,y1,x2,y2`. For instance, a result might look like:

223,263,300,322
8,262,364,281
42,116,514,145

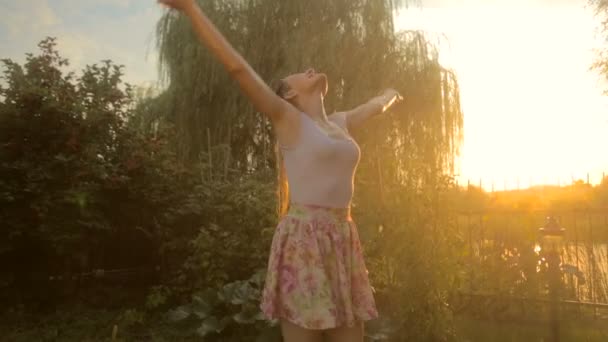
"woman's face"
283,68,328,99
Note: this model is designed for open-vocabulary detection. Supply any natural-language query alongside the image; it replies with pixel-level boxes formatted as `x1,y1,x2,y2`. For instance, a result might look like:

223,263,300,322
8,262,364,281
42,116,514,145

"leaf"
54,154,70,162
254,311,266,321
191,294,214,319
233,310,256,325
220,280,257,305
250,269,266,287
196,316,223,337
366,332,390,341
167,305,191,322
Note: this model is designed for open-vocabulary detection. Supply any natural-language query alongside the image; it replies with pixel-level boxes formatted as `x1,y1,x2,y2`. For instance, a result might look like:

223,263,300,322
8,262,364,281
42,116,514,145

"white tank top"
281,112,360,208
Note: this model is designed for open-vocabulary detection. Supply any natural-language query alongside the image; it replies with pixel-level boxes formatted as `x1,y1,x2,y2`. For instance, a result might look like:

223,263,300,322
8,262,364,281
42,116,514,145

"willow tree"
156,0,463,339
593,0,608,94
155,0,461,170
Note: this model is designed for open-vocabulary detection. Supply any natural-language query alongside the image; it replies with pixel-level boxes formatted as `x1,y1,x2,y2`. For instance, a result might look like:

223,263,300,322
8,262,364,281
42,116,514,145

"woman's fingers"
157,0,173,7
390,89,403,102
384,88,403,102
157,0,191,11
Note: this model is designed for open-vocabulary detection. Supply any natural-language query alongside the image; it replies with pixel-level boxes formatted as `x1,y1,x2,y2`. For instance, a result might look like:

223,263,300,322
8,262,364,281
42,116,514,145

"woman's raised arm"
339,88,403,131
158,0,294,122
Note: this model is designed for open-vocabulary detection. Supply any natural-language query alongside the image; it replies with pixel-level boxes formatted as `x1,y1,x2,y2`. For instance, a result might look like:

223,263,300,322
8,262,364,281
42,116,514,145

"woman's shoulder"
328,112,348,133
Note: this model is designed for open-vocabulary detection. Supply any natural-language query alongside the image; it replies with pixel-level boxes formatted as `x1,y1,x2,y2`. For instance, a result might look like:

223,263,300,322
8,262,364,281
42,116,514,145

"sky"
396,0,608,189
1,0,607,190
0,0,162,86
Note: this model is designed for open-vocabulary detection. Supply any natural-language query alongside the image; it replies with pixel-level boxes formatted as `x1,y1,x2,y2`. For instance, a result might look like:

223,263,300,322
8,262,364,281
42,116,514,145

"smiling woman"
396,3,608,189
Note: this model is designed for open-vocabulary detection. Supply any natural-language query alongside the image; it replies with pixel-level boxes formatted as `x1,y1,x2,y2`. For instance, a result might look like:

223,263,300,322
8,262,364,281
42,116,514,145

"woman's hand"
157,0,195,13
338,88,404,132
383,88,403,101
368,88,403,113
156,0,294,123
380,88,403,110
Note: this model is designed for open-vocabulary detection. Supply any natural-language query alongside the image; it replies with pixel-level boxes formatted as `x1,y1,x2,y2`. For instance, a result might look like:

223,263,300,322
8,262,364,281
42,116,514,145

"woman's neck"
297,95,327,122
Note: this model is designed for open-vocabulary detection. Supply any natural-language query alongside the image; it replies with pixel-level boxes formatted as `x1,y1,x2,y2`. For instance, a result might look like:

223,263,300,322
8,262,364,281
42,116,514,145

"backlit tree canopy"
155,0,463,189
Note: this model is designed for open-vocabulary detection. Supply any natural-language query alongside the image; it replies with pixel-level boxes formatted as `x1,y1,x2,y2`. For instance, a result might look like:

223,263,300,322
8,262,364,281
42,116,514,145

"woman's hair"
274,78,291,99
275,143,289,216
273,79,291,216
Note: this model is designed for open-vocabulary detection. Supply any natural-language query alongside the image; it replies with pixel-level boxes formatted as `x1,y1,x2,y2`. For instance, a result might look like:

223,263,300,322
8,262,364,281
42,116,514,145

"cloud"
417,0,584,8
84,0,135,8
51,3,163,85
0,0,60,38
0,0,162,86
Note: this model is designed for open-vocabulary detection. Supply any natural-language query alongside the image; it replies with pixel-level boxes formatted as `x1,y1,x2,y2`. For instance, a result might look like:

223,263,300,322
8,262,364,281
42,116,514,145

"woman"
157,1,402,341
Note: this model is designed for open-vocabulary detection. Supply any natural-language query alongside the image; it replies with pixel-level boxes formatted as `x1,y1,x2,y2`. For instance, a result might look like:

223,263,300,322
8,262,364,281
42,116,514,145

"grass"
455,315,608,342
2,308,608,341
0,307,200,342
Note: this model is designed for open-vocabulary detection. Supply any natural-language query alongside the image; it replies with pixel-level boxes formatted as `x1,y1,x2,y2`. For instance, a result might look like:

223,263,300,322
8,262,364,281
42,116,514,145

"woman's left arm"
342,88,402,131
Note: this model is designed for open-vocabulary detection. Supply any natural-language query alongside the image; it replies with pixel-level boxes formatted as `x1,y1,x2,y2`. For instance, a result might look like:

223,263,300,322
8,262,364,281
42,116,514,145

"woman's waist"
284,203,352,222
287,178,354,209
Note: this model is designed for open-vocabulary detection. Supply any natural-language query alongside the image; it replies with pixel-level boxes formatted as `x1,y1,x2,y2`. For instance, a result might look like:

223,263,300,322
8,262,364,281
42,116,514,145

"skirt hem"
260,203,378,331
260,305,379,330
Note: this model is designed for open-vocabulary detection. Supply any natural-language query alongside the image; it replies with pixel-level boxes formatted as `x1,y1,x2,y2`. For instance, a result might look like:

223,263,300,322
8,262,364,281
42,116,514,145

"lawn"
3,309,608,341
455,316,608,342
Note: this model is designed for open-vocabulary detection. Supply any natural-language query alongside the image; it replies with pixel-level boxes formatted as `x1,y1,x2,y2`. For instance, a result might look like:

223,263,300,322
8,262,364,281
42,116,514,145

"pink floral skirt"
260,203,378,330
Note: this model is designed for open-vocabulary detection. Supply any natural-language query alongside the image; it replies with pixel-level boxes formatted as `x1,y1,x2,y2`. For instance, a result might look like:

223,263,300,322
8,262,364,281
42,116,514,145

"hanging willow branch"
154,0,463,189
591,0,608,94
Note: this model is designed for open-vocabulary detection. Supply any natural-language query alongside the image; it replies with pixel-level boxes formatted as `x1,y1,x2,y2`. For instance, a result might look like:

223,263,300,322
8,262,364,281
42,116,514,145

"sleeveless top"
281,112,360,209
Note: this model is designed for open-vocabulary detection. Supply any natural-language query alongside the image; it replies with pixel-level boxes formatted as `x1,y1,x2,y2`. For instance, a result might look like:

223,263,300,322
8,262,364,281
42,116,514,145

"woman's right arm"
158,0,294,122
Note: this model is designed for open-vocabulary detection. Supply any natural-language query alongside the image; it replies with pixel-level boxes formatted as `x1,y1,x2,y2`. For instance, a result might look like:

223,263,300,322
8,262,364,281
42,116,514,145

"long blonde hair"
273,79,291,216
276,144,289,216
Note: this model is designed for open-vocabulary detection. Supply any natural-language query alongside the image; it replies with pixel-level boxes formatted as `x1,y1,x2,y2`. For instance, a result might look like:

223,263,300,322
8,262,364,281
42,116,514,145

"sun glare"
396,4,608,191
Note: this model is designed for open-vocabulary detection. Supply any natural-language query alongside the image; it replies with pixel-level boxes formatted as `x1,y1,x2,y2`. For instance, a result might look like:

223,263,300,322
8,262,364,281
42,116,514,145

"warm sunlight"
396,3,608,190
3,1,608,341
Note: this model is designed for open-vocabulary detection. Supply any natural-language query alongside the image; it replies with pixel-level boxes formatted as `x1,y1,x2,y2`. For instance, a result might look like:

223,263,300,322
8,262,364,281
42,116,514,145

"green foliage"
0,37,154,306
0,306,204,341
118,308,146,328
156,0,462,172
359,175,460,341
167,270,281,342
456,316,608,342
448,183,608,321
592,0,608,94
156,1,464,340
165,168,277,298
3,0,467,336
3,0,607,337
0,38,276,313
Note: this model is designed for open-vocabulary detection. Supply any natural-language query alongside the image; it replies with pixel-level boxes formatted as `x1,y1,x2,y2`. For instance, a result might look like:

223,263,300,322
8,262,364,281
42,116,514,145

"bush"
1,37,463,340
0,38,276,313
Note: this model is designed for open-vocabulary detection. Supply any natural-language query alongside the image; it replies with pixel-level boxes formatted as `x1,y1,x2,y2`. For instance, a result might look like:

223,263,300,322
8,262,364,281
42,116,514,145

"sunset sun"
396,3,608,190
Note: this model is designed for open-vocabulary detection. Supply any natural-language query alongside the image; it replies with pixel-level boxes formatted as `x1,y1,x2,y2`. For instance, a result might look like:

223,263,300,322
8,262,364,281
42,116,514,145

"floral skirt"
260,203,378,330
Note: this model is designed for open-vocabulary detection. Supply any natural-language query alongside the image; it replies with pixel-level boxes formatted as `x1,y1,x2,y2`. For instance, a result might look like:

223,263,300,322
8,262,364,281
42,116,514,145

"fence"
456,171,607,192
455,204,608,321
